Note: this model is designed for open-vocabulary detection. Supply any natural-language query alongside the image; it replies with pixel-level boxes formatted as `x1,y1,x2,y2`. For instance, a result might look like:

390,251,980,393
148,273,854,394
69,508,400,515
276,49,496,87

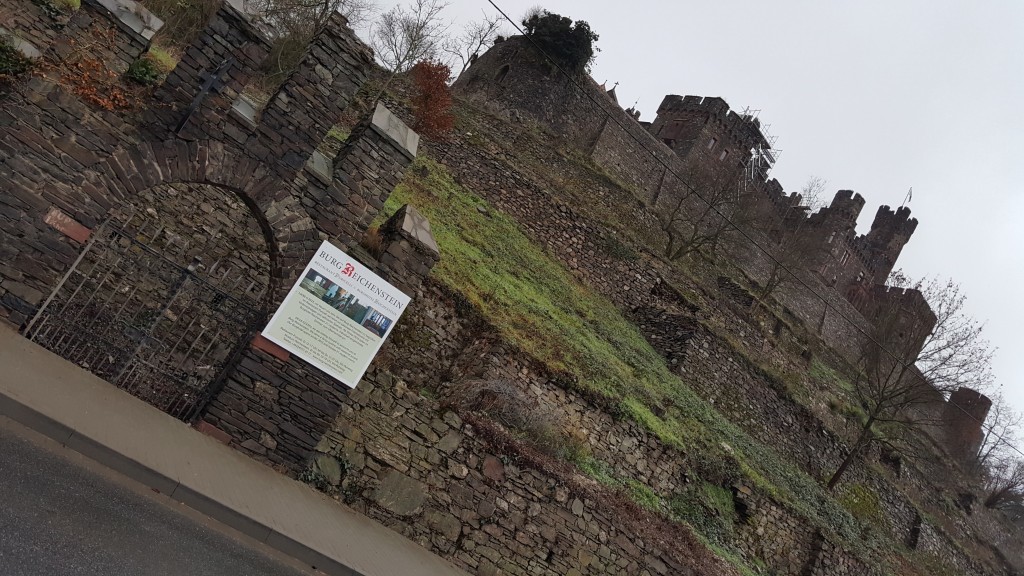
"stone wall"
1,0,433,475
316,364,742,576
311,279,934,576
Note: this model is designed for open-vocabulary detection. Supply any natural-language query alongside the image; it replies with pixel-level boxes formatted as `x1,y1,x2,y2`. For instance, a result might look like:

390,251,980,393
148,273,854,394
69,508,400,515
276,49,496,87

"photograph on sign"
262,241,410,388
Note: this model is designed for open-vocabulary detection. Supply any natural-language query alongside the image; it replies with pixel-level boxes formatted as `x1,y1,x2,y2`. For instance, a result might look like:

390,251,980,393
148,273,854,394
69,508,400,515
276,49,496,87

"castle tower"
648,95,769,174
942,387,993,464
860,205,918,283
817,190,866,229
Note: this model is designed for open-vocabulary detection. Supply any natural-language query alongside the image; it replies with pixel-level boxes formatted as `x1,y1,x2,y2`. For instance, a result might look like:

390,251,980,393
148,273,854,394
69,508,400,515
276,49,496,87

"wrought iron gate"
24,215,265,422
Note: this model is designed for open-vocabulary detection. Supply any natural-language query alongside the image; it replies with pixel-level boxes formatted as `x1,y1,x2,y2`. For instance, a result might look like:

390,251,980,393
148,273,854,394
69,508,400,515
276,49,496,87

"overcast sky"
363,1,1024,449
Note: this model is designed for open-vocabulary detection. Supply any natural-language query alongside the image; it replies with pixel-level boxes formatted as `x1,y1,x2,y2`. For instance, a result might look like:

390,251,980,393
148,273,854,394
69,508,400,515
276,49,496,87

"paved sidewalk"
0,325,466,576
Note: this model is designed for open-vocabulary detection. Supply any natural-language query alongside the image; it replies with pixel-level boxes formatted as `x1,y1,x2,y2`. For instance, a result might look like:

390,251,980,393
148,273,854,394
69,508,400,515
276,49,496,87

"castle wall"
419,121,1011,575
453,36,686,207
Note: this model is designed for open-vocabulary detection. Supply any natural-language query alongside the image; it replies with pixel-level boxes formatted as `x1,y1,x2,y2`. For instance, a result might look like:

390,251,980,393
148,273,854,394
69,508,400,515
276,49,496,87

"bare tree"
248,0,378,30
984,459,1024,510
442,12,505,77
888,272,995,395
658,163,746,262
745,179,837,302
370,0,451,73
751,215,818,301
245,0,378,91
800,175,829,213
971,394,1022,475
826,290,943,489
826,277,995,489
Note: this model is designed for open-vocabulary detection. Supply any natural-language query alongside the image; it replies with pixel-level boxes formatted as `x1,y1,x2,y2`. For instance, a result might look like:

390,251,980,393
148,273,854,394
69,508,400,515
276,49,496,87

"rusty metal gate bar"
23,214,264,422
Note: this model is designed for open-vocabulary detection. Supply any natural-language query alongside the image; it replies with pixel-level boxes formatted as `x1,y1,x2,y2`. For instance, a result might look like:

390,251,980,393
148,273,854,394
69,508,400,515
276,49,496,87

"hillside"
320,57,1024,574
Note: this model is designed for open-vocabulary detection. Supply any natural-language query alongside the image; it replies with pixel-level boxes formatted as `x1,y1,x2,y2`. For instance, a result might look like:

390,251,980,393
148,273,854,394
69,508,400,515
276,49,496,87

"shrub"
126,46,177,85
448,378,570,457
0,37,34,79
521,9,599,75
669,481,738,546
410,59,454,139
126,57,162,85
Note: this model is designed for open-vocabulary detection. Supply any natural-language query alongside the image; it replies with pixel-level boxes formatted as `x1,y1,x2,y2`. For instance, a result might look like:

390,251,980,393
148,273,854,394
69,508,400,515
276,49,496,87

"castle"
452,34,990,459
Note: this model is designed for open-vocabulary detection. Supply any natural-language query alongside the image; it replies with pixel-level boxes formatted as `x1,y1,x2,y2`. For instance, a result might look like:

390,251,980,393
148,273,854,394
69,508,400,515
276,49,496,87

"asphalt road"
0,419,314,576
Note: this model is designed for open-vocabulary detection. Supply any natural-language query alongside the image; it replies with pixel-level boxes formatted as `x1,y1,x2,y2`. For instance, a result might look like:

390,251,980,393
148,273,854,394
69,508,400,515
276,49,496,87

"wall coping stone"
0,28,42,59
89,0,164,41
306,150,333,185
392,204,439,257
230,95,259,127
370,102,419,160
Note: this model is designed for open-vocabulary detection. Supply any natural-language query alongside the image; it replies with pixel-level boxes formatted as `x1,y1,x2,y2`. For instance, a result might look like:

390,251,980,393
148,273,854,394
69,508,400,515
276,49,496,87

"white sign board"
263,241,411,388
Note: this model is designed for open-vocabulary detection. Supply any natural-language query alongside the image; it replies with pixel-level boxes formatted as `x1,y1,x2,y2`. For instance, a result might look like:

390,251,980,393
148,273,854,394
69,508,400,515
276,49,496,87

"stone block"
369,103,419,160
372,469,427,516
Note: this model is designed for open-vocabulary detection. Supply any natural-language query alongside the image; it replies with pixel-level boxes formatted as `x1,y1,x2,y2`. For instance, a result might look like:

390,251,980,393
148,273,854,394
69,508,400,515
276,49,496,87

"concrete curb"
0,391,354,576
0,326,464,576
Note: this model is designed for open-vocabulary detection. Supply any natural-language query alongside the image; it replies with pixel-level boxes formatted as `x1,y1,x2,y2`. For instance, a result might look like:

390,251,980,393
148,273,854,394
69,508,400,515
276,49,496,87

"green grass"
837,483,883,526
625,479,662,511
810,358,852,391
381,157,868,549
147,45,178,71
669,481,738,546
327,126,350,142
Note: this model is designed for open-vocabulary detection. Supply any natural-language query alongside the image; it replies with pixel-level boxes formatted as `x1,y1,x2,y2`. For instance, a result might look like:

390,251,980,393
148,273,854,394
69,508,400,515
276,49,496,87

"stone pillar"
151,4,270,138
258,12,373,178
377,204,440,296
51,0,163,74
303,103,420,249
200,202,440,473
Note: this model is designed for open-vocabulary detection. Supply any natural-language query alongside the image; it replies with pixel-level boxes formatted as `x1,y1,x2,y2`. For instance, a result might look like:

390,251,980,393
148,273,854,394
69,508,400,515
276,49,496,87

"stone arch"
79,139,322,312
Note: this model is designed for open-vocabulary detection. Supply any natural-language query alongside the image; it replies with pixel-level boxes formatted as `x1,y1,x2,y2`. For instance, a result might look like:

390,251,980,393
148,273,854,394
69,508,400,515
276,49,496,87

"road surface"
0,418,315,576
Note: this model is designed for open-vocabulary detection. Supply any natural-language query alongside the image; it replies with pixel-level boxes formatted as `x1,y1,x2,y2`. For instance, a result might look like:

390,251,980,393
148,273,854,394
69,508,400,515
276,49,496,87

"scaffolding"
740,106,780,183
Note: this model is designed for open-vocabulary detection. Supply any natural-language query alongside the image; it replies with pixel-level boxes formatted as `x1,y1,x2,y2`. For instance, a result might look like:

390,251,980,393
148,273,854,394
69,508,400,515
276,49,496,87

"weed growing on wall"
0,37,34,78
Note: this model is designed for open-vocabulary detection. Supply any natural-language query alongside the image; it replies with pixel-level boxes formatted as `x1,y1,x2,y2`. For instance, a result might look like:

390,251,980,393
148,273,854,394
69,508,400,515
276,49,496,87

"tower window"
718,149,729,161
840,250,851,265
707,137,717,150
495,64,511,84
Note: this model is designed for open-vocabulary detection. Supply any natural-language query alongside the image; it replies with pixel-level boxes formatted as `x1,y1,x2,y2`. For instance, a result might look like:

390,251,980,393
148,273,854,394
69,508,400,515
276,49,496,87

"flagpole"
900,187,913,209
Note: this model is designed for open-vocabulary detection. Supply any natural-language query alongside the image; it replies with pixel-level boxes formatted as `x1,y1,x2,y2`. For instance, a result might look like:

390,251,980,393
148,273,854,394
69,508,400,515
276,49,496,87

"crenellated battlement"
655,94,770,150
869,205,919,237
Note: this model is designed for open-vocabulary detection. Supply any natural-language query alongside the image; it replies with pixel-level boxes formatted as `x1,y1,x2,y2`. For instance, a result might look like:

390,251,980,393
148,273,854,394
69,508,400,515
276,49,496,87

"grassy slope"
381,157,873,554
